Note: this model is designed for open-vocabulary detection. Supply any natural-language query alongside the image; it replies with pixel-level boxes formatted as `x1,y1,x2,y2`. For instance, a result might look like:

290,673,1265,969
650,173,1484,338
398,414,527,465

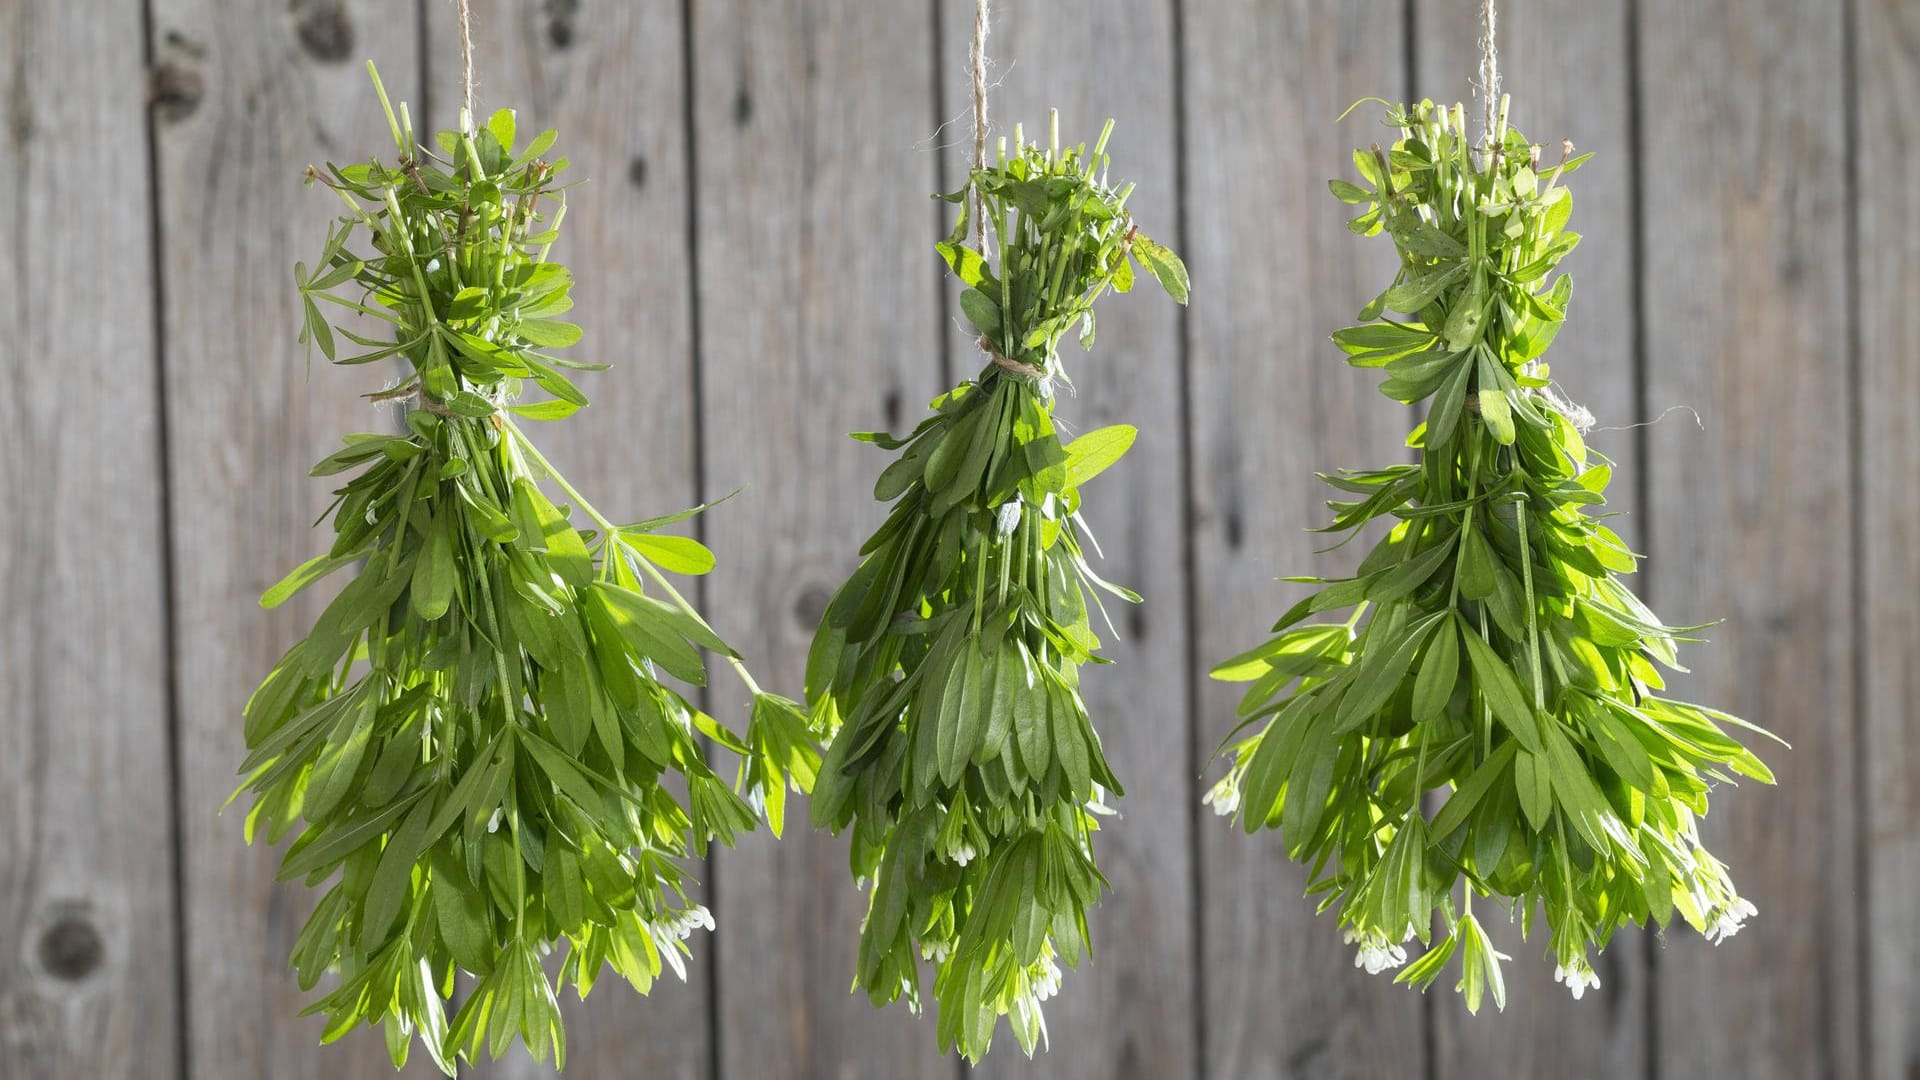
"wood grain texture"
689,2,946,1075
147,2,439,1075
1637,0,1859,1076
1412,1,1652,1071
1182,3,1426,1077
941,2,1197,1076
1856,0,1918,1075
421,3,711,1075
0,2,178,1077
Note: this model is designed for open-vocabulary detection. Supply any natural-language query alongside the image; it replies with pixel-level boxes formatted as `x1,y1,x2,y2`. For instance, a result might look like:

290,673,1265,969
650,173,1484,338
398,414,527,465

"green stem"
1516,499,1545,711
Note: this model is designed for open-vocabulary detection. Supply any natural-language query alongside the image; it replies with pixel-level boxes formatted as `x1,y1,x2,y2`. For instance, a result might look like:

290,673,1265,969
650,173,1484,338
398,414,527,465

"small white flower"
485,808,502,834
921,939,952,964
996,499,1024,536
1706,897,1757,945
1553,961,1602,1000
1201,777,1240,818
425,258,442,274
1031,960,1063,1001
1344,930,1407,975
950,843,976,867
653,904,717,942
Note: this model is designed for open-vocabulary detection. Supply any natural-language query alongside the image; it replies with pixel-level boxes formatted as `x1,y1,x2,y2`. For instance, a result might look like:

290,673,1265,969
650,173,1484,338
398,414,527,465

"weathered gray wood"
1183,3,1427,1077
148,3,439,1075
690,2,945,1073
1638,1,1858,1076
423,3,711,1075
1413,1,1652,1070
1856,0,1917,1076
941,2,1196,1076
0,2,178,1077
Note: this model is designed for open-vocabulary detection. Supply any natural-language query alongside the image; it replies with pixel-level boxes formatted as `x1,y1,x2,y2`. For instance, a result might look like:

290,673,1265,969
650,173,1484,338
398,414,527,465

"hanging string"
969,0,991,253
1476,0,1499,151
456,0,476,131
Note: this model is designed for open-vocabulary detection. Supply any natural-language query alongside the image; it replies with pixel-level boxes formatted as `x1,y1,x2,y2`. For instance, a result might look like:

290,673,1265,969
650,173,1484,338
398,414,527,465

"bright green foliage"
807,115,1187,1061
1206,99,1778,1010
243,65,814,1073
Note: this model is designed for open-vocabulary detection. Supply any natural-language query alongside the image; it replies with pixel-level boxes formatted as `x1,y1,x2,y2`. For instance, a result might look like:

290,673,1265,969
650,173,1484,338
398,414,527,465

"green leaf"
487,108,516,153
1383,262,1465,314
507,399,580,421
1459,629,1539,752
959,288,1001,336
363,797,436,946
430,845,494,974
591,582,711,685
1431,742,1519,837
411,511,456,620
1329,178,1373,204
261,552,354,609
1514,749,1552,830
1062,425,1136,489
1131,234,1190,304
1474,350,1515,444
304,688,378,821
517,319,584,349
1456,526,1497,599
622,533,716,576
1411,618,1460,725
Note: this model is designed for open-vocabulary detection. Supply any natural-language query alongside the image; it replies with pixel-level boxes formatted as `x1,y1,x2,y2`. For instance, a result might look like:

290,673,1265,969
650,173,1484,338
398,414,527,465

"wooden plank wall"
0,0,1911,1077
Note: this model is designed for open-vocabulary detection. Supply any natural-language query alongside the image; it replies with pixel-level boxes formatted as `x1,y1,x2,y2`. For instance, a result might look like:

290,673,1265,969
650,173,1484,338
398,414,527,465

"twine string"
977,336,1045,380
969,0,991,252
1477,0,1499,150
457,0,476,131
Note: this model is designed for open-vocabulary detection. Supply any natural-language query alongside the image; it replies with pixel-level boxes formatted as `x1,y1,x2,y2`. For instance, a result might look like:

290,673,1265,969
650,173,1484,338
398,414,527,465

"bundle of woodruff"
239,65,815,1072
805,115,1188,1059
1205,98,1778,1011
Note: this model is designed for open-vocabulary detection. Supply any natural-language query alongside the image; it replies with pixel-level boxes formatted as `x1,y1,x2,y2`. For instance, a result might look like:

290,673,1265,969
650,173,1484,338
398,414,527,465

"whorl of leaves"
1206,99,1778,1012
805,116,1188,1061
242,65,815,1073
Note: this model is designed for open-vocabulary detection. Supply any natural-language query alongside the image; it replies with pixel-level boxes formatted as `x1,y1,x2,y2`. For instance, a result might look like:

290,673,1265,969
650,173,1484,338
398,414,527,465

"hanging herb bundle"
805,115,1188,1060
1204,98,1778,1011
239,65,815,1072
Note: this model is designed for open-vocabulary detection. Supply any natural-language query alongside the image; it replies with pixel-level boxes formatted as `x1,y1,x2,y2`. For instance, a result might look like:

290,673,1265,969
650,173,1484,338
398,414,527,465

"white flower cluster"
1029,959,1064,1002
1554,960,1602,1000
1705,897,1757,945
1201,775,1240,818
920,939,952,965
1343,929,1408,975
653,904,716,943
947,841,977,867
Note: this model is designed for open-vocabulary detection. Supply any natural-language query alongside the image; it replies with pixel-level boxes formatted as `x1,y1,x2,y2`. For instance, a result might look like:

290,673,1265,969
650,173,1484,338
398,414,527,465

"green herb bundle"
240,66,815,1072
1205,98,1777,1011
805,116,1187,1060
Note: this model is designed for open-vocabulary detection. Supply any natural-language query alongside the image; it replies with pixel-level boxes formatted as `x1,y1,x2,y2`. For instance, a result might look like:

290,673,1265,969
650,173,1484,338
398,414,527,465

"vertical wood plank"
1856,0,1917,1074
942,2,1196,1077
0,2,179,1077
690,2,945,1073
148,2,439,1075
1183,2,1427,1077
421,2,711,1077
1638,0,1859,1075
1412,1,1652,1072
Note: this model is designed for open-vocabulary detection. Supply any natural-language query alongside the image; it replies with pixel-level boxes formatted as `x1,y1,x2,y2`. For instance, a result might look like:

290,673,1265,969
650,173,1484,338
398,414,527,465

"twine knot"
976,335,1046,380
